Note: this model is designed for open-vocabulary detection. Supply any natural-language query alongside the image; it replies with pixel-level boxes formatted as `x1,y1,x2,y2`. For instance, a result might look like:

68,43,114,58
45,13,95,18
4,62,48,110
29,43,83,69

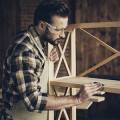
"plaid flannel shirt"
2,25,48,117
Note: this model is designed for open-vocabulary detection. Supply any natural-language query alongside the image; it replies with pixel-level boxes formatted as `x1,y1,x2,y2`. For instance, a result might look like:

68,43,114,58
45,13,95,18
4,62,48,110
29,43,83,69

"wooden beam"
70,28,76,120
71,28,76,77
48,43,54,120
66,21,120,31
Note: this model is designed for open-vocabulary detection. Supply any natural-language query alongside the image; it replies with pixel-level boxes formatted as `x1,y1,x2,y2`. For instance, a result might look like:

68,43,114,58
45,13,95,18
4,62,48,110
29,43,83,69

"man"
2,0,103,120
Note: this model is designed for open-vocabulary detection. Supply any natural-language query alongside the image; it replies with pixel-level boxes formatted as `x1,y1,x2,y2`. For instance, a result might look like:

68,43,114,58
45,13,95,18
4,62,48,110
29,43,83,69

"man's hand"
76,82,103,103
49,48,59,63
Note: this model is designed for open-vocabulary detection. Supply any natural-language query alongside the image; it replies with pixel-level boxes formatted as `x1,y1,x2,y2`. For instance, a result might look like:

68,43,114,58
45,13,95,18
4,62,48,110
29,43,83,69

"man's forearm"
45,95,80,110
45,83,103,110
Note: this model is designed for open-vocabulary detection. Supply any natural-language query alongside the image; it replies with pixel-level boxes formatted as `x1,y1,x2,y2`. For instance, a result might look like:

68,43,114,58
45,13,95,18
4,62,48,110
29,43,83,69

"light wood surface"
77,100,93,109
48,43,54,120
50,77,120,94
70,28,77,120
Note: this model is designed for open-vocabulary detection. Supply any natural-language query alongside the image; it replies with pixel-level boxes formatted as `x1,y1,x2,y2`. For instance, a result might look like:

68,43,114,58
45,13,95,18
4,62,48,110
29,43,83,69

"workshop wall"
0,0,20,87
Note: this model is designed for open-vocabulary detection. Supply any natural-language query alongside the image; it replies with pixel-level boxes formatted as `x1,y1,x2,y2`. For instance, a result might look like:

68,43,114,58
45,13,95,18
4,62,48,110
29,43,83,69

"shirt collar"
27,24,46,50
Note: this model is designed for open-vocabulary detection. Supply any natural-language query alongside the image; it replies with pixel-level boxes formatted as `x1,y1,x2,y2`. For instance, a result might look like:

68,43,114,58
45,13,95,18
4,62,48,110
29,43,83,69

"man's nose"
59,29,65,38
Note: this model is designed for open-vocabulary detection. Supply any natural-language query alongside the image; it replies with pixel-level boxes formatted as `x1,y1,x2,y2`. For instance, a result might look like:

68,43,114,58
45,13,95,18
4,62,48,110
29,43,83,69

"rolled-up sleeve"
11,48,48,112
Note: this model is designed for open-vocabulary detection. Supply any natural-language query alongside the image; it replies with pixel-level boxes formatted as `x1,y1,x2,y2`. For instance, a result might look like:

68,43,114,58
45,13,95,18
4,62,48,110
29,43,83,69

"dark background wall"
0,0,20,87
0,0,120,119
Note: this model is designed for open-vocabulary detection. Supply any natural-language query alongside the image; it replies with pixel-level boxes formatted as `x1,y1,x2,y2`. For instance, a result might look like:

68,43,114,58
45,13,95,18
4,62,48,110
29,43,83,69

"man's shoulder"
13,30,30,43
7,30,34,56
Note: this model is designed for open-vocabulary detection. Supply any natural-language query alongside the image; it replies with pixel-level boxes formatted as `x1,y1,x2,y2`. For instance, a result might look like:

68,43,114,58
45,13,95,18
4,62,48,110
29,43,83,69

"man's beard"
43,35,65,46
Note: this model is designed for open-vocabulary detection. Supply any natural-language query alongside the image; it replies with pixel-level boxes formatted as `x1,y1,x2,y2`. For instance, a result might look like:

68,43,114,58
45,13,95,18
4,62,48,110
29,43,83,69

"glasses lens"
45,22,64,35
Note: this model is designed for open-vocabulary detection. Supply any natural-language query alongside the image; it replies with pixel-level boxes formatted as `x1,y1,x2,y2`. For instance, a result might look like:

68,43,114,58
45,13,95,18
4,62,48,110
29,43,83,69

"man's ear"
38,21,46,30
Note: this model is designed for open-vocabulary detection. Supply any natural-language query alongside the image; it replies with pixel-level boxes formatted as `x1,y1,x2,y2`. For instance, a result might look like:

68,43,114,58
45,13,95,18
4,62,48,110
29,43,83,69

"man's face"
43,15,68,46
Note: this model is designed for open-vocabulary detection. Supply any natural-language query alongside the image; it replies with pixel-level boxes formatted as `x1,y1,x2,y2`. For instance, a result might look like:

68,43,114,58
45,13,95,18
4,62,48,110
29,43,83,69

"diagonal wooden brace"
54,32,71,78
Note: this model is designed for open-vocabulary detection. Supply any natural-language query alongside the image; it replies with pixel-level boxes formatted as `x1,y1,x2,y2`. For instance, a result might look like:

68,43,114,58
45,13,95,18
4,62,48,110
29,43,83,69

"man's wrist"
73,96,82,105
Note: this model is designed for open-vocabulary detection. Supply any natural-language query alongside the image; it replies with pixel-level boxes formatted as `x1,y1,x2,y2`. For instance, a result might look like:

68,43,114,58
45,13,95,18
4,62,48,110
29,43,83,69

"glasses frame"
44,21,65,35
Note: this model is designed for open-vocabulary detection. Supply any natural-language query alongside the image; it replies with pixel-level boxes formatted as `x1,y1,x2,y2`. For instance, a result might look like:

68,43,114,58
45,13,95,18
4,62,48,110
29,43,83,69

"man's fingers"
49,52,59,60
80,83,103,95
50,55,59,61
76,82,104,103
51,57,59,63
50,51,58,58
83,82,102,87
49,48,57,56
49,47,59,63
83,83,103,90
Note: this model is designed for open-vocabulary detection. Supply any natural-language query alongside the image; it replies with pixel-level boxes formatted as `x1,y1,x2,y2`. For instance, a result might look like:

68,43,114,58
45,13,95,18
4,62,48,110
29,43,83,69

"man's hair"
34,0,69,26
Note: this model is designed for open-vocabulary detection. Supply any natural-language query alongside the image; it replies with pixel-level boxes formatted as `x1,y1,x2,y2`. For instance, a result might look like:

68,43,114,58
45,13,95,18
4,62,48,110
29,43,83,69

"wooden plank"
70,28,76,120
48,43,54,89
50,76,120,94
71,28,76,77
77,100,93,109
66,21,120,31
53,76,73,81
48,43,54,120
70,88,76,120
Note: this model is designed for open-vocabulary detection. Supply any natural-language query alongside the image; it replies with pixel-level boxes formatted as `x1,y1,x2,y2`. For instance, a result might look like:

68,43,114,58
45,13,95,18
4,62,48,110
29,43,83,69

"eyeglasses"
45,21,66,35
